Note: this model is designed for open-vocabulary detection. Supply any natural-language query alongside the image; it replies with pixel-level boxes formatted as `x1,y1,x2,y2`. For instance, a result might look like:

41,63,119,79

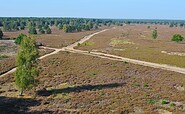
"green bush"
170,103,176,107
171,34,184,42
143,84,148,87
15,34,27,45
161,100,168,104
152,29,158,39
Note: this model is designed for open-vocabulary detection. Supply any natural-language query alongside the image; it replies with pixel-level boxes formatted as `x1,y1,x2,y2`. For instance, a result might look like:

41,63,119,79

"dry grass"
77,25,185,67
35,27,99,48
1,52,185,113
1,25,185,113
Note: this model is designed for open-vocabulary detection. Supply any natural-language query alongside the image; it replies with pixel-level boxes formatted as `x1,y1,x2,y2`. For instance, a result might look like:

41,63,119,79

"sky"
1,0,185,20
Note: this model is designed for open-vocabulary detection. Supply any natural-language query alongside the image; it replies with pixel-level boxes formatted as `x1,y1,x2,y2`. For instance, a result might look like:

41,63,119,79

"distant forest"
0,17,185,34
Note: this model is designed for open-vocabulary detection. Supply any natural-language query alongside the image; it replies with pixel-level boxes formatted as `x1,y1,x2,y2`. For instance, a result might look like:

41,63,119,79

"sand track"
1,28,185,77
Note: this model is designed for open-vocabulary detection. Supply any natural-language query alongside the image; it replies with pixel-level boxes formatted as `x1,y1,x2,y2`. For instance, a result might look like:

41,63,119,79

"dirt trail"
0,29,108,77
1,28,185,77
63,49,185,74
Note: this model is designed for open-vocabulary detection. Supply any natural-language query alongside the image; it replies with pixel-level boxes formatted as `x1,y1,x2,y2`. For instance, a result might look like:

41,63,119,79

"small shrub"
77,43,81,47
161,100,168,104
147,99,158,104
170,103,176,107
133,84,140,87
90,72,97,77
143,84,148,87
171,34,184,43
82,41,94,46
123,61,129,64
152,29,158,39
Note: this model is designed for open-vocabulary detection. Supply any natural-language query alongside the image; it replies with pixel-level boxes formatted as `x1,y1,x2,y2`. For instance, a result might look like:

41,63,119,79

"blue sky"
1,0,185,20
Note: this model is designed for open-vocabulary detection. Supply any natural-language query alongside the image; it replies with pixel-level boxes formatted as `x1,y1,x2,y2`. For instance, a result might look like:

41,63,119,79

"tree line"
0,18,185,36
0,18,124,34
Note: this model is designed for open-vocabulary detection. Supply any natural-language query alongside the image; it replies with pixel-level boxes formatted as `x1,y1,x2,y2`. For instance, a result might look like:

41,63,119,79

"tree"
169,24,174,27
63,24,68,33
20,23,25,30
58,23,63,30
39,28,45,34
15,34,27,45
20,22,26,30
3,22,11,31
29,26,37,34
44,24,49,30
10,22,19,31
84,25,90,31
15,36,39,96
171,34,184,43
0,29,3,39
152,29,158,39
38,27,45,34
46,27,52,34
87,21,93,29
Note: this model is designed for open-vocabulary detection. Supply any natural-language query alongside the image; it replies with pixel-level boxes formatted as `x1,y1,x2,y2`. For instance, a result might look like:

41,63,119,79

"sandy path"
1,28,185,77
0,29,108,77
63,48,185,74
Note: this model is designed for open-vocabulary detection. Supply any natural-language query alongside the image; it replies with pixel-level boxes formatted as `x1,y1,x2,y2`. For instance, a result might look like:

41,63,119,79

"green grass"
116,48,185,68
82,41,95,46
133,84,140,87
111,40,134,45
146,99,158,104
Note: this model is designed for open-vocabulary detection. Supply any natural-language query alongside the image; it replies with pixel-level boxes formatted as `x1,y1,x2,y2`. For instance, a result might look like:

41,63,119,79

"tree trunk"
19,88,23,96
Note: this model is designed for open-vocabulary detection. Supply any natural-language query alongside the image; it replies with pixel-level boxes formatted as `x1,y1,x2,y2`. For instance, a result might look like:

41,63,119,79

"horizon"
1,0,185,20
0,17,185,21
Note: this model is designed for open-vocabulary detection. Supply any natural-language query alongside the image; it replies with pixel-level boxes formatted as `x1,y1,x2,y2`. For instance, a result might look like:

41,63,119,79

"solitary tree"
15,34,27,45
171,34,184,43
15,36,39,96
152,29,158,39
0,29,3,39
